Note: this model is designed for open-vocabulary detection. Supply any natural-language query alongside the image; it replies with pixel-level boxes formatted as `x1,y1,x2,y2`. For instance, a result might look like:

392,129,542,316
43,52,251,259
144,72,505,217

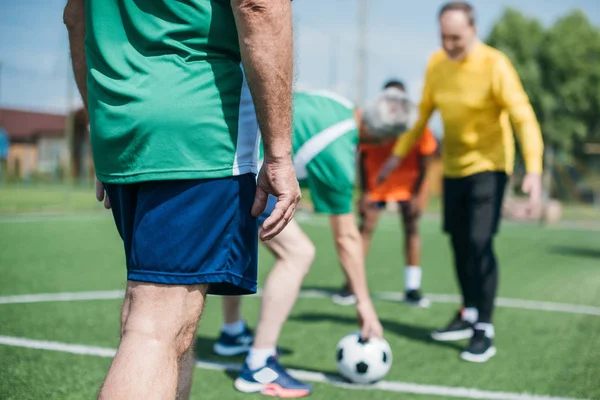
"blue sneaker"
213,325,254,357
234,356,312,398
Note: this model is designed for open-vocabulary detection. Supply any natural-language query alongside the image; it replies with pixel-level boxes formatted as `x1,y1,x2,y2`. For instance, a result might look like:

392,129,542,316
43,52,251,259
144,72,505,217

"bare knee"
121,282,207,358
288,238,315,275
274,236,315,277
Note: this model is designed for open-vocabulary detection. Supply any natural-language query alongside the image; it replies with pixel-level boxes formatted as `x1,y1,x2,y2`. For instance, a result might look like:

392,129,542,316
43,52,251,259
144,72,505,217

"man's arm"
493,54,544,208
232,0,300,240
492,54,544,174
330,214,383,339
391,69,436,159
65,0,111,208
377,67,435,185
63,0,88,111
232,0,293,161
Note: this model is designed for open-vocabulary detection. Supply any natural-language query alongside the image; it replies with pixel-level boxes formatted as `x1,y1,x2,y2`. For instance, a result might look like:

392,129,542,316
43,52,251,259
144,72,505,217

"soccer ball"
361,87,417,139
335,332,392,384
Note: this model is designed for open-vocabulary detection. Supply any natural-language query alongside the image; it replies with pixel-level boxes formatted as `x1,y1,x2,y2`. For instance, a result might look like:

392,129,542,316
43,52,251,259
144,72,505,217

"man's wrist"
263,152,293,164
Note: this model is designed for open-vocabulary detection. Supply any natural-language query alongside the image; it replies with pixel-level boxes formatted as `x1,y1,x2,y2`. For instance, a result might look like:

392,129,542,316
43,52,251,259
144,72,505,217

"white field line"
0,213,110,224
2,210,600,233
1,289,599,317
0,336,586,400
0,290,125,305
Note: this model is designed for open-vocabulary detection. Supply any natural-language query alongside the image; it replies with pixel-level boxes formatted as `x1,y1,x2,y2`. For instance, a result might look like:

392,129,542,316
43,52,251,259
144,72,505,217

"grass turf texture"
1,207,600,398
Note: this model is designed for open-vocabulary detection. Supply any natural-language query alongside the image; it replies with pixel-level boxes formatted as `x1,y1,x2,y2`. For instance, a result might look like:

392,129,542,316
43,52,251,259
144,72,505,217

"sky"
1,0,599,133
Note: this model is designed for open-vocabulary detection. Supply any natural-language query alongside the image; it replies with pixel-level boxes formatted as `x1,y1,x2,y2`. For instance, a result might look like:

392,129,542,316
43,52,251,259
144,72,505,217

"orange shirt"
361,127,437,202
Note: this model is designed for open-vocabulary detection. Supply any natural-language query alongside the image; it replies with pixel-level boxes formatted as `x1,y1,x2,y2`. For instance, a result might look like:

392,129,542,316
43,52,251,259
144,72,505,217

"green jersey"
260,90,358,214
86,0,259,183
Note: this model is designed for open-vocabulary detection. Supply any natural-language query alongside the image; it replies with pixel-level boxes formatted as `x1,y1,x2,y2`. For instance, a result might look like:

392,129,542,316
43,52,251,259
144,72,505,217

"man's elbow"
232,0,270,15
63,0,84,31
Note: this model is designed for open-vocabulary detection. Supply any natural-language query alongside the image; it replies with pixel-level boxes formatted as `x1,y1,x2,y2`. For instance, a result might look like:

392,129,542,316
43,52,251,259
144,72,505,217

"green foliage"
486,8,600,161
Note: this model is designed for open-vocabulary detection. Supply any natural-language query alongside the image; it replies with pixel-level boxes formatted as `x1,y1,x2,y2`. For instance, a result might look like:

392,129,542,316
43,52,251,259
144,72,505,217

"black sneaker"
213,325,254,357
331,284,356,306
431,311,474,341
404,289,431,308
460,329,497,363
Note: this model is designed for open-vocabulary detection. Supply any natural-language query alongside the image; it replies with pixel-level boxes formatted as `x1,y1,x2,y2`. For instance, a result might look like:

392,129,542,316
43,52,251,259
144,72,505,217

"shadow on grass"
289,312,463,351
194,334,294,364
548,245,600,259
194,333,343,385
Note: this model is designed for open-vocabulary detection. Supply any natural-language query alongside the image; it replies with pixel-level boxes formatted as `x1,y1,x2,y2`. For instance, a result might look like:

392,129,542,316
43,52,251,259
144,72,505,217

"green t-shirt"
260,90,358,214
86,0,259,183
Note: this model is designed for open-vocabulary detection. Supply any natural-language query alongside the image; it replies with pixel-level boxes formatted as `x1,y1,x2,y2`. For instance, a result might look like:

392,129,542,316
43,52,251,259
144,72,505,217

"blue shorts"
105,174,258,296
257,194,278,226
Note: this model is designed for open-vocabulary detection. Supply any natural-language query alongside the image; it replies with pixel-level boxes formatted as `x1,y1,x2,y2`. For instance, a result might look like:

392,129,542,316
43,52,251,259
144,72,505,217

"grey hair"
362,87,417,138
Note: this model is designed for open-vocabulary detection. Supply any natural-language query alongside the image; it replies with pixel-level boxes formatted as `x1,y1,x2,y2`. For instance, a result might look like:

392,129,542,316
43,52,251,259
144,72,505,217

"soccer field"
1,201,599,399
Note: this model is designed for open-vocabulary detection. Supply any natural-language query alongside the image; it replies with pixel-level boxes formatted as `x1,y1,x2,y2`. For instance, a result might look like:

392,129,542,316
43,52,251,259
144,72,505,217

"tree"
539,10,600,157
486,8,600,162
487,8,546,122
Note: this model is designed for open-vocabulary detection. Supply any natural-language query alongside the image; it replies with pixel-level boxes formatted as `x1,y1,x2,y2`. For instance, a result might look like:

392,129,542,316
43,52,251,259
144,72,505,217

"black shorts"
443,171,508,236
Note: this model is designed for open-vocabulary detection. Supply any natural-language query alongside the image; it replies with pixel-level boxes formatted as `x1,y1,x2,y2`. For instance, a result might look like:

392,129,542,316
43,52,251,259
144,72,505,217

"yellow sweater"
393,42,544,177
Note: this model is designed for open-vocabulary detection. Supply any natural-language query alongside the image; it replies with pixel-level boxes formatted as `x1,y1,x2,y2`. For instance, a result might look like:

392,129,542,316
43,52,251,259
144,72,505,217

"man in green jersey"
64,0,300,399
216,90,413,397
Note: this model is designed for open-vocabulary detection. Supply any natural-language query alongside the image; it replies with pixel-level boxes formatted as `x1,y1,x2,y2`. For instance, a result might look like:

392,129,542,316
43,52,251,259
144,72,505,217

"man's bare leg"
120,285,197,400
176,343,196,400
359,206,381,256
400,202,428,306
252,220,314,351
99,281,208,400
332,206,380,305
400,205,421,268
222,296,242,324
220,219,314,369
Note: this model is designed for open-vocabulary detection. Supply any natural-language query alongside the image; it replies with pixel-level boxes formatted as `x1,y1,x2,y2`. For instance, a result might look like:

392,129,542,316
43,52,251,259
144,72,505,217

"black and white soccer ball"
335,332,392,384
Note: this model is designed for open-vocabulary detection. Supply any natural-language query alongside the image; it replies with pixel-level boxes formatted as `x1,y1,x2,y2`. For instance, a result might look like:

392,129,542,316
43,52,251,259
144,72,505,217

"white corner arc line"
0,336,586,400
0,289,599,317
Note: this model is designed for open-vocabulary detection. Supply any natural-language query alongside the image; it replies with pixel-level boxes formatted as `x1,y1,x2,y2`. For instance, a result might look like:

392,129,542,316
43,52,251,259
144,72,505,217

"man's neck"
460,39,480,61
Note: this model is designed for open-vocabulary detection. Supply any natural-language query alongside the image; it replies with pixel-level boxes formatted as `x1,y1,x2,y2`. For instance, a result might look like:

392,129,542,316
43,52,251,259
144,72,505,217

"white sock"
404,266,422,291
462,308,478,324
475,323,495,338
246,347,277,370
222,320,246,336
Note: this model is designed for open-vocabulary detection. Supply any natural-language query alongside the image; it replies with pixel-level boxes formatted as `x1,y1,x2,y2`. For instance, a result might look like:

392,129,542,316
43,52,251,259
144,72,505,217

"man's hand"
95,179,111,210
356,300,383,340
522,172,542,215
252,158,301,241
377,155,401,185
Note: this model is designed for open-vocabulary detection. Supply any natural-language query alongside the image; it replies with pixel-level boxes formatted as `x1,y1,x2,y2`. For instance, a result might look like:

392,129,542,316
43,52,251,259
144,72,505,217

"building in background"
67,108,94,183
0,108,67,181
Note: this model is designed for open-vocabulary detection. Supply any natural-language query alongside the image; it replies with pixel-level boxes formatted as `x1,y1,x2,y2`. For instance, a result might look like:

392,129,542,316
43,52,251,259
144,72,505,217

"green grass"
1,211,600,400
0,184,103,214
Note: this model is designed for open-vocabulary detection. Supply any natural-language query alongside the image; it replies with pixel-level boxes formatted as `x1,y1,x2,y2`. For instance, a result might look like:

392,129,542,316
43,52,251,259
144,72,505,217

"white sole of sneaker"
431,328,473,342
332,295,357,306
213,343,251,357
460,346,497,363
234,378,311,398
234,378,262,393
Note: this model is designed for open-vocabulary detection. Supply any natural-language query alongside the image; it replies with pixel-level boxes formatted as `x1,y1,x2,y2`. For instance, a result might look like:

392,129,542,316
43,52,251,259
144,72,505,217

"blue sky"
1,0,599,129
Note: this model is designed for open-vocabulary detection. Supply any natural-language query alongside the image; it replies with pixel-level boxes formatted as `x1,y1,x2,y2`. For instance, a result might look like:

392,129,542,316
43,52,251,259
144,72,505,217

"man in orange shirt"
333,80,437,308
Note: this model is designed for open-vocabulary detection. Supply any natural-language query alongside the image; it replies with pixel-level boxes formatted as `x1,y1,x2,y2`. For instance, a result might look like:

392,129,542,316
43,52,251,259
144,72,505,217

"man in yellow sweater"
378,1,543,363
